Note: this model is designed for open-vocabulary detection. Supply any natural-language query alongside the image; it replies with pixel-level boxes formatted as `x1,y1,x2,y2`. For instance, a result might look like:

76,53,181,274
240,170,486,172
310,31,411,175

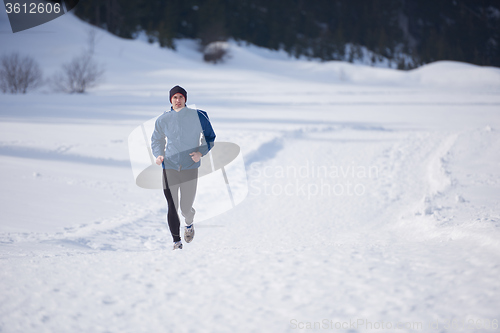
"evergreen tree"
73,0,500,67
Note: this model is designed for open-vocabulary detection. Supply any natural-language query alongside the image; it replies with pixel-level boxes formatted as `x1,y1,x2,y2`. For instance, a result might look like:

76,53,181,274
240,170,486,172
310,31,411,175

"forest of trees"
73,0,500,69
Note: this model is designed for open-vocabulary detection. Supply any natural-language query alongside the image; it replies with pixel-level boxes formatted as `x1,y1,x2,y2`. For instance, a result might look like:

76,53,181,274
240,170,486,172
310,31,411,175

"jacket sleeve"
197,110,216,156
151,117,166,158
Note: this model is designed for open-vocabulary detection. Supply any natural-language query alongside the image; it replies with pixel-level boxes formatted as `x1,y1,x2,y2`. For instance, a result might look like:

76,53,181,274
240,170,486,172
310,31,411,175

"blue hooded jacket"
151,107,216,171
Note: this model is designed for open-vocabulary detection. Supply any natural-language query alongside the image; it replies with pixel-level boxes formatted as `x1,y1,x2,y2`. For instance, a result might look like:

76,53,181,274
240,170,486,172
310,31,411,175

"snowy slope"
1,11,500,333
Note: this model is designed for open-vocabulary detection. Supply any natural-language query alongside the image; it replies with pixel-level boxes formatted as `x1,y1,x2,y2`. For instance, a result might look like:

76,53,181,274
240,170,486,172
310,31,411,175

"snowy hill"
1,11,500,333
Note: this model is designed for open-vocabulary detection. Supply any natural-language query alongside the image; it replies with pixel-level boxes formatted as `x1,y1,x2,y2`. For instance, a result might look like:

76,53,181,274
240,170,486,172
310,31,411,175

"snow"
1,10,500,333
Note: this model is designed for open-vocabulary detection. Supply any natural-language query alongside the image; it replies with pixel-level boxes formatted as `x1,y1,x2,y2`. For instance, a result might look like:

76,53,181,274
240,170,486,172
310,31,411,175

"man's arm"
197,110,216,156
151,117,166,165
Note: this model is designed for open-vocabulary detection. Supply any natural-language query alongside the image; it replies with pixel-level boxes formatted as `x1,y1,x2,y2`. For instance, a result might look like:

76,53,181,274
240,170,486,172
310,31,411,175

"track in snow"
2,124,499,332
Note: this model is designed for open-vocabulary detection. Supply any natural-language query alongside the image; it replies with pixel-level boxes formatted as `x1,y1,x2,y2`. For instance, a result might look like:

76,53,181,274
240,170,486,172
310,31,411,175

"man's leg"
163,168,181,243
179,168,198,224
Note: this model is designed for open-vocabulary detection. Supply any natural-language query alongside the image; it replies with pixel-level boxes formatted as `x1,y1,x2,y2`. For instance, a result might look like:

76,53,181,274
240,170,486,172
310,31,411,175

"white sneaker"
184,224,195,243
173,241,183,250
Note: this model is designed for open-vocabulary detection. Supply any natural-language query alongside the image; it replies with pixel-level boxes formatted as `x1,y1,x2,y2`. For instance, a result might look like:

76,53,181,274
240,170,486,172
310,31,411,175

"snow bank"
1,10,499,94
409,61,500,89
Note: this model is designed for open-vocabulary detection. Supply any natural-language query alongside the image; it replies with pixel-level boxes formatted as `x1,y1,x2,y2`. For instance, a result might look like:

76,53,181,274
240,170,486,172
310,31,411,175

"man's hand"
190,151,202,163
156,156,164,165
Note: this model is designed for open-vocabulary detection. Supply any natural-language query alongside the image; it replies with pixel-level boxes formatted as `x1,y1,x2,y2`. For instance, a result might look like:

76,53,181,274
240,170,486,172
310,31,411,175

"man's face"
172,93,186,110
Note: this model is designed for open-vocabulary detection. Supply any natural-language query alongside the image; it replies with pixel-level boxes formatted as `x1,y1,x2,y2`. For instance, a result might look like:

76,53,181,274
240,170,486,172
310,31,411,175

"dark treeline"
74,0,500,68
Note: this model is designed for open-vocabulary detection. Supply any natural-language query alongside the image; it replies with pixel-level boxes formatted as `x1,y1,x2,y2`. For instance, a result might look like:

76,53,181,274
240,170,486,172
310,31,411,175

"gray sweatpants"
162,168,198,242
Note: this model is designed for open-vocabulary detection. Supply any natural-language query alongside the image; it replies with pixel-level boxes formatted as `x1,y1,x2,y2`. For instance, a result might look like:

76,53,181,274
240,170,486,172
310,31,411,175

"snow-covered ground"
1,11,500,333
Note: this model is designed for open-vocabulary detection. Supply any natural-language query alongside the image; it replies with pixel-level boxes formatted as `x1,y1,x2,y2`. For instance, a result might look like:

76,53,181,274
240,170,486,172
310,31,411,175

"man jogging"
151,85,216,250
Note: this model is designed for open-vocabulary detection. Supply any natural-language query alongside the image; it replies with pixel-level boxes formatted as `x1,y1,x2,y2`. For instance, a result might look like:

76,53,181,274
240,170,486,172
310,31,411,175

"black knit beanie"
169,85,187,104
